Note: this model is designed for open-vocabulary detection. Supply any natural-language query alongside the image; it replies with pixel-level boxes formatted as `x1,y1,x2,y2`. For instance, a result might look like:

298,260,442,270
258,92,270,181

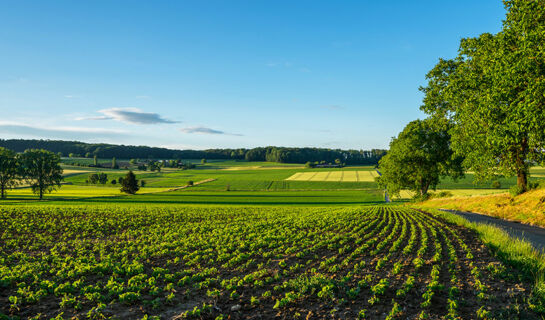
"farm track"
0,206,538,319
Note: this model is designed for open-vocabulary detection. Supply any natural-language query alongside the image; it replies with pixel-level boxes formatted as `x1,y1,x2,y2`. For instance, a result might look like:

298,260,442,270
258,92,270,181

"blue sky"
0,1,505,150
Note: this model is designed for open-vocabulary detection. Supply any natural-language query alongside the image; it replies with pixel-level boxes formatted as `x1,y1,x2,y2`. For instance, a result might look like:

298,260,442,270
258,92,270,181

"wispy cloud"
64,95,79,99
179,126,243,136
78,108,178,124
135,95,151,99
0,122,127,140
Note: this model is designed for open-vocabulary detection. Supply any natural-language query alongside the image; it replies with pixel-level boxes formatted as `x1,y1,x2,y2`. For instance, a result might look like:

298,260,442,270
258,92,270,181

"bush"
434,191,453,198
111,180,116,185
528,181,545,190
413,193,431,202
491,180,501,189
509,185,525,197
225,184,230,191
187,180,194,186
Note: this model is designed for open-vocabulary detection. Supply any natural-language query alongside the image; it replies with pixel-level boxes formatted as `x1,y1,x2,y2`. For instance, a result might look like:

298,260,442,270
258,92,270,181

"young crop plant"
0,205,538,319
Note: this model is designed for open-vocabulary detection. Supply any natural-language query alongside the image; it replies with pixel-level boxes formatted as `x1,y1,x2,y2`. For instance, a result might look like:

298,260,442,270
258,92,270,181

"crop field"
286,170,379,182
0,205,537,319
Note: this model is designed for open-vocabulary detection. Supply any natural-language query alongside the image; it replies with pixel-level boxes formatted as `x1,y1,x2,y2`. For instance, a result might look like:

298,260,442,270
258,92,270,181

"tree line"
0,139,387,165
378,0,545,198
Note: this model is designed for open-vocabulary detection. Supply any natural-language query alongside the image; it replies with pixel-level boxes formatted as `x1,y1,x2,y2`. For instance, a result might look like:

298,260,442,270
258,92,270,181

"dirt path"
440,209,545,251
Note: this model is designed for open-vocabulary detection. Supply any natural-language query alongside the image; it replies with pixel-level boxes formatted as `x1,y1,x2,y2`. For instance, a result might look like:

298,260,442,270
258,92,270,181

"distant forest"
0,139,387,165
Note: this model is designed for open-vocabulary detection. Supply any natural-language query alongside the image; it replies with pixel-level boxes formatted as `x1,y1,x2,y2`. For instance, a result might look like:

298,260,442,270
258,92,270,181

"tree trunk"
515,138,529,190
420,180,430,196
517,169,528,191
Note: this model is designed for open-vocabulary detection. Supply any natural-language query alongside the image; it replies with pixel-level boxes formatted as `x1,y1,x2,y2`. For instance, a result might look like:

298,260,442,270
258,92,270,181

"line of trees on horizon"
0,139,387,165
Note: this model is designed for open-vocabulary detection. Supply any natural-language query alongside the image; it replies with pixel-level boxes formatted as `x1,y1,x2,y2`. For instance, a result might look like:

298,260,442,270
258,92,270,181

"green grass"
2,189,384,206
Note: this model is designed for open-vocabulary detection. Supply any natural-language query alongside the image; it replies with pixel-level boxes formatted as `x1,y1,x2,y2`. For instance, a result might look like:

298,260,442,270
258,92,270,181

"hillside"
420,188,545,228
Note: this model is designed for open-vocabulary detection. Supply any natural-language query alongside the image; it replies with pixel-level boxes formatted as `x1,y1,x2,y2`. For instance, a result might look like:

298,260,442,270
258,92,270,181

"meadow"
0,205,538,319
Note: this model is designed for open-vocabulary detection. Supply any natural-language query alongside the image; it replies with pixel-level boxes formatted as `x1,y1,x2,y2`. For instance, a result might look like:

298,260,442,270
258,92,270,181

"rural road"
440,209,545,252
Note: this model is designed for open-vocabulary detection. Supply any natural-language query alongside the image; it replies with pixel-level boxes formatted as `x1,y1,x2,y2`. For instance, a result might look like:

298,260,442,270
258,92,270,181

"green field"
4,160,545,319
286,170,379,182
1,205,538,319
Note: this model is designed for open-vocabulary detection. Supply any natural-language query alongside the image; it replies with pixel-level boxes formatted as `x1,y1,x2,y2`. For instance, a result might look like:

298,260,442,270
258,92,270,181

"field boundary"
166,178,217,192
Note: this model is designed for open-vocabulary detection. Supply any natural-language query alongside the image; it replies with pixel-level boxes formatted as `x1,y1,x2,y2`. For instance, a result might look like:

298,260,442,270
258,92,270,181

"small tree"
188,180,194,186
88,173,99,184
93,155,98,166
201,158,207,164
98,173,108,184
140,180,146,187
85,152,91,158
0,147,19,199
112,157,118,169
377,119,463,197
120,171,139,194
19,149,63,200
111,179,117,185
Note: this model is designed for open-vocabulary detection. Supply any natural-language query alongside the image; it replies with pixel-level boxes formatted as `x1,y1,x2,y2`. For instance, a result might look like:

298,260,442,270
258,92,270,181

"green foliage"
88,173,108,184
510,185,525,197
420,1,545,189
18,149,63,199
120,171,139,194
0,205,538,318
0,147,18,199
377,119,463,196
491,181,501,189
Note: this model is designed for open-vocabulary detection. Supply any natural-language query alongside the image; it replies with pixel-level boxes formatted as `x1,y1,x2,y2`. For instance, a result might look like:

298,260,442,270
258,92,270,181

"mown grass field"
1,205,539,319
286,170,379,182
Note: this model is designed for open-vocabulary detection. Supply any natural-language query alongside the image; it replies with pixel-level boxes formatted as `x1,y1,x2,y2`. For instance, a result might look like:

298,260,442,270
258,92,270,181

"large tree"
19,149,63,200
0,147,19,199
420,0,545,190
377,119,463,197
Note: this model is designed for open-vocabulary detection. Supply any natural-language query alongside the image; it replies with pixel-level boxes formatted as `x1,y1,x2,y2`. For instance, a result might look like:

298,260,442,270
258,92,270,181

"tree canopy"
0,147,19,199
0,139,386,165
376,119,463,197
18,149,63,200
420,0,545,190
120,171,139,195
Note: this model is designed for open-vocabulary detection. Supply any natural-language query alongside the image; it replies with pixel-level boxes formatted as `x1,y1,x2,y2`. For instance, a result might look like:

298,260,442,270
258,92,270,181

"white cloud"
79,108,178,124
179,126,242,136
0,122,127,140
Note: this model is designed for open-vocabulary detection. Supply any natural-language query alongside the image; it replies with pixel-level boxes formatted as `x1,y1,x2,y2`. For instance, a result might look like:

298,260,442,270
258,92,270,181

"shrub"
509,185,525,197
187,181,194,186
434,191,453,198
111,180,116,185
491,180,501,189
